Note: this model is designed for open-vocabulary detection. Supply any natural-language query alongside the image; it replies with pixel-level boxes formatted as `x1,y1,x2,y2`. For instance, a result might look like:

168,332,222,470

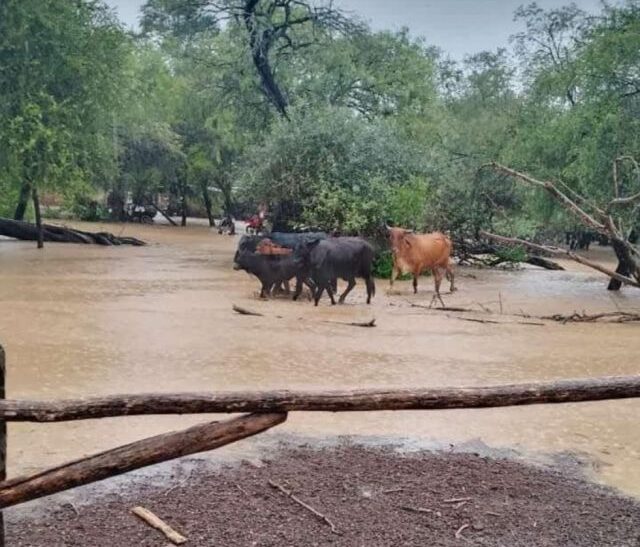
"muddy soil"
7,445,640,547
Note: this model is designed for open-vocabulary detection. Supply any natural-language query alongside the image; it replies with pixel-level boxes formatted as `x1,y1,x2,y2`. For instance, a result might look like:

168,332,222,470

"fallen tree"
482,159,640,291
454,238,564,271
0,218,145,246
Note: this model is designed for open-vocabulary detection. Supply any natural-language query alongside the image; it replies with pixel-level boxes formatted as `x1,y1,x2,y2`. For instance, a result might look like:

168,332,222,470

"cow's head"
386,225,414,254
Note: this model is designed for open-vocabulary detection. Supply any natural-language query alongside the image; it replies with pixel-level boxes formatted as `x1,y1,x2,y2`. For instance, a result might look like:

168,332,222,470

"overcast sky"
105,0,606,60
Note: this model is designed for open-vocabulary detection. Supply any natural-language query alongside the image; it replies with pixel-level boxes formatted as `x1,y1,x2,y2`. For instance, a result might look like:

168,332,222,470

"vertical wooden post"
0,344,6,547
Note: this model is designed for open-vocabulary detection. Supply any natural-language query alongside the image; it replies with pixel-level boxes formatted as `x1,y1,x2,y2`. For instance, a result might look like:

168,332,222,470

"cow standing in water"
297,237,376,306
387,226,455,307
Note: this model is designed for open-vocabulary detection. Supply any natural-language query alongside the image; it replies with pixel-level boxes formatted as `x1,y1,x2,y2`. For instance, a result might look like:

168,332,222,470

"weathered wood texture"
0,376,639,423
0,412,287,509
0,218,145,246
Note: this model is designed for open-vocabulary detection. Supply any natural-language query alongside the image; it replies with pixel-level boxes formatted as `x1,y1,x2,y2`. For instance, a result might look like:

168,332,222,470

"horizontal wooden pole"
0,412,287,509
0,376,639,423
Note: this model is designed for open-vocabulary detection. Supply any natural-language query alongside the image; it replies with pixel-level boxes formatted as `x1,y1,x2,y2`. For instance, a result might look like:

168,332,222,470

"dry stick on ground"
540,311,640,324
400,505,433,514
406,301,474,313
131,506,187,545
268,479,341,535
443,497,472,504
455,523,470,540
452,316,501,325
0,412,287,509
321,318,376,328
480,231,640,289
2,377,640,422
232,304,264,316
162,470,193,496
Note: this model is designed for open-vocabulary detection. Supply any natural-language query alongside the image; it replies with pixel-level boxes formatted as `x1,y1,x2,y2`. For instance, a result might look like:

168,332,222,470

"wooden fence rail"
0,341,639,544
1,375,640,422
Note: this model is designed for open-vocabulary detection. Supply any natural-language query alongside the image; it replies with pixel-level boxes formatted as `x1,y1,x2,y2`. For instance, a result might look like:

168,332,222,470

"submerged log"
454,239,564,271
0,376,639,422
0,218,145,246
0,412,287,509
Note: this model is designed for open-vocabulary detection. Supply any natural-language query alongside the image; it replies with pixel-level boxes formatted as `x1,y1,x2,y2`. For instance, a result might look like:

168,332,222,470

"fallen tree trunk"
481,231,640,289
150,204,178,227
0,412,286,509
0,218,145,246
454,239,564,271
483,161,640,290
1,376,639,422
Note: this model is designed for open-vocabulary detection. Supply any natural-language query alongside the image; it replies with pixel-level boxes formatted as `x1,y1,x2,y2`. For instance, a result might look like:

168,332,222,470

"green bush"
372,249,414,280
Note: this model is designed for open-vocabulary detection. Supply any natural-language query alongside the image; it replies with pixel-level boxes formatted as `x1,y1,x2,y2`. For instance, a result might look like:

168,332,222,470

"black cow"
233,250,313,299
297,237,376,306
235,232,327,296
269,231,327,248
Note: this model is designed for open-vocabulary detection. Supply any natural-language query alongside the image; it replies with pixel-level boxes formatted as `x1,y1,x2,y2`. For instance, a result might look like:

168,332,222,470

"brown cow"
387,226,455,307
256,238,292,256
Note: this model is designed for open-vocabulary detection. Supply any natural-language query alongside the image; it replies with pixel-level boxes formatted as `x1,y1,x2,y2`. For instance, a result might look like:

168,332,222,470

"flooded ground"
1,221,639,497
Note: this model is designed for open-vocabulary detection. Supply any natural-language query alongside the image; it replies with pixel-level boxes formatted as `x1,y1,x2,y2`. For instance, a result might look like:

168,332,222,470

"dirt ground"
7,445,640,547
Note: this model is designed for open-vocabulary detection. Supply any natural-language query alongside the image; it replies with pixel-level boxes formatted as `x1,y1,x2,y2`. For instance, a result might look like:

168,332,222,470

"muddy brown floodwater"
1,221,640,498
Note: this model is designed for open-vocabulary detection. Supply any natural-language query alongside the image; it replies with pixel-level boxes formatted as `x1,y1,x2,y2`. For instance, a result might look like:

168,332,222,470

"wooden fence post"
0,344,6,547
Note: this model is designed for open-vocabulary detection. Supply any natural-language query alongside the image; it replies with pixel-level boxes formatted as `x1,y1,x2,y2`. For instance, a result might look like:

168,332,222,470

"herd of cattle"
232,227,456,306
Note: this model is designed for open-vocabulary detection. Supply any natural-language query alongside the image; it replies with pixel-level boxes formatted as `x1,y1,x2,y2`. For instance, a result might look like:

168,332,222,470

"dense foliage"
1,0,638,239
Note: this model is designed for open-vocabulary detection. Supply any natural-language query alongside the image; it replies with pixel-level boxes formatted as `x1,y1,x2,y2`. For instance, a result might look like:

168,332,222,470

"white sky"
105,0,607,60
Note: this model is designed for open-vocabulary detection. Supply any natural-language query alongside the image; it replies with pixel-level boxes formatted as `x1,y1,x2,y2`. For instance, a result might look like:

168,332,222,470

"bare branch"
482,162,607,232
610,156,640,208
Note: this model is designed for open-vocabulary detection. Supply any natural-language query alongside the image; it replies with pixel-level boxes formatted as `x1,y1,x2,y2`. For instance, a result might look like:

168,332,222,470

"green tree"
0,0,128,244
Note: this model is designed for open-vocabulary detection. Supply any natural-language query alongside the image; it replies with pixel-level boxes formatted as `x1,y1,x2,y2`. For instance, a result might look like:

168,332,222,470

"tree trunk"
607,240,636,291
31,187,43,249
0,412,287,509
0,218,145,246
201,182,214,227
242,1,289,118
13,183,31,221
1,376,639,422
180,182,187,227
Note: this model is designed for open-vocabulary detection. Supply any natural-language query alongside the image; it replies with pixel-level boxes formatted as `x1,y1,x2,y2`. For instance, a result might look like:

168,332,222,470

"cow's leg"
390,263,399,287
259,281,270,299
365,276,375,304
447,264,456,293
331,278,338,294
429,270,445,308
339,278,356,304
304,277,316,301
412,273,418,294
292,276,303,301
314,283,325,306
325,281,337,305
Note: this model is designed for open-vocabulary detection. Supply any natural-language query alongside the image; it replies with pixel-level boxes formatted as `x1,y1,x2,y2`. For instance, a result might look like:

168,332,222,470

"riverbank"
6,445,640,546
